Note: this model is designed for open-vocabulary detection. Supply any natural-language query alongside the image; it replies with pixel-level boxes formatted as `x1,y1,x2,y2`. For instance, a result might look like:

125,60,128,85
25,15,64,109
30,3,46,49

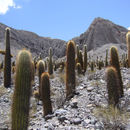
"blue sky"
0,0,130,41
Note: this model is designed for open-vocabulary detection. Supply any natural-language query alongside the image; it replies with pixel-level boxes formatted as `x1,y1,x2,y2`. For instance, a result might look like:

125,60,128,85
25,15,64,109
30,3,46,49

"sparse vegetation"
0,18,129,130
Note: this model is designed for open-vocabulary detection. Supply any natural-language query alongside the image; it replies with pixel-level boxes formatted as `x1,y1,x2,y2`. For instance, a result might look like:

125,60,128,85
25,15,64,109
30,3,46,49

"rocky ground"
0,67,130,130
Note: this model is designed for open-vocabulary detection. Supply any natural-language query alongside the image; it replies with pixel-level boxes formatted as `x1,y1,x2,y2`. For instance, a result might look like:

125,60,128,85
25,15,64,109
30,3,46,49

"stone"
55,109,67,116
58,116,68,122
73,118,82,125
87,87,94,92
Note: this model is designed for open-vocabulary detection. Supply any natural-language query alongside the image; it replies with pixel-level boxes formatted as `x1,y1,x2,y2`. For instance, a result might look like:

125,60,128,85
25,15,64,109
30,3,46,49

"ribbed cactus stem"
41,72,52,116
4,27,11,88
79,50,83,69
126,31,130,67
37,60,45,98
83,45,87,72
76,63,82,74
66,40,76,98
106,67,119,106
76,45,80,63
11,50,33,130
48,47,53,75
105,49,108,67
110,46,123,97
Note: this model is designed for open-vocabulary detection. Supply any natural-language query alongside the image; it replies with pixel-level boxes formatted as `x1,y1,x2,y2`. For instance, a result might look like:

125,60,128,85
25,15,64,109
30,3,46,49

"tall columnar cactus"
37,60,45,98
76,63,82,75
66,40,76,98
4,28,11,88
79,50,83,69
83,45,87,72
41,72,52,116
126,31,130,67
48,47,53,75
76,45,80,64
98,60,102,70
90,61,94,71
11,50,33,130
105,49,108,67
106,67,119,106
96,56,99,67
110,46,123,97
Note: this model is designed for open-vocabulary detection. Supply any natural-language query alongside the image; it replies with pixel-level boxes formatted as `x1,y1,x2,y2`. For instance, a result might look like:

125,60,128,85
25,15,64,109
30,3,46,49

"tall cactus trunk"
11,50,33,130
126,31,130,67
66,40,76,99
4,28,11,88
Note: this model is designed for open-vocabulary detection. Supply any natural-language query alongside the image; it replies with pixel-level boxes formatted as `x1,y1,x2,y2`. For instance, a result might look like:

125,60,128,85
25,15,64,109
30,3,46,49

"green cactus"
66,40,76,98
76,45,80,64
83,45,87,73
37,60,45,98
98,60,102,70
4,28,11,88
48,47,53,75
106,67,119,106
79,50,83,69
126,31,130,67
110,46,123,97
76,63,82,74
90,61,94,71
41,72,52,116
11,50,33,130
105,49,108,67
96,56,99,67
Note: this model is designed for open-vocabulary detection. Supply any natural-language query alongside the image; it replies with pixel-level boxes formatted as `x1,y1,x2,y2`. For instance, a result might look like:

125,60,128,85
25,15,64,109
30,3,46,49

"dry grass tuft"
94,105,129,129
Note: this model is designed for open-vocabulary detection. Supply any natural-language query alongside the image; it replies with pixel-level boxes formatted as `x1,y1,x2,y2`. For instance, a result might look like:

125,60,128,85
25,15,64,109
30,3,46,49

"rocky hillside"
0,17,128,59
0,23,66,59
73,17,127,51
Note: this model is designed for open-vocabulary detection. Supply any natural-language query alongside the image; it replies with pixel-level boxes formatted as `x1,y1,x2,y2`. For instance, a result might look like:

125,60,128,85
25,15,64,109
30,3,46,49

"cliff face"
0,17,128,59
72,17,127,51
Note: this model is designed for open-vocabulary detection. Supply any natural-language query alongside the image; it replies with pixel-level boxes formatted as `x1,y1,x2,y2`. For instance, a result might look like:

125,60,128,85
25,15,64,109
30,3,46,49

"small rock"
73,118,82,125
87,87,94,92
55,109,67,116
4,98,9,103
71,98,78,108
45,114,54,120
58,116,67,122
84,119,91,124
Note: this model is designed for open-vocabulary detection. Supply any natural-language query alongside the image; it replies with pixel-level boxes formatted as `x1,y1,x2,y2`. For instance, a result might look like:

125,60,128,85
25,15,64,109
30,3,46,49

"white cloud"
128,27,130,31
0,0,21,15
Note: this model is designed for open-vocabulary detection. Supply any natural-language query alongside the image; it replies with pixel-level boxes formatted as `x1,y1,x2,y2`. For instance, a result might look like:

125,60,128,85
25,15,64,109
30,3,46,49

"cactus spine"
4,28,11,88
110,46,123,97
37,60,45,98
11,50,33,130
66,40,76,98
48,47,53,75
106,67,119,106
83,45,87,72
41,72,52,116
126,31,130,67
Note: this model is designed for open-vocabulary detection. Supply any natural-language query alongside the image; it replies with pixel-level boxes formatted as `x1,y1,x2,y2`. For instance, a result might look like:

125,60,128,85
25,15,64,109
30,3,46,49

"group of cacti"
106,46,123,107
106,31,130,107
0,27,129,130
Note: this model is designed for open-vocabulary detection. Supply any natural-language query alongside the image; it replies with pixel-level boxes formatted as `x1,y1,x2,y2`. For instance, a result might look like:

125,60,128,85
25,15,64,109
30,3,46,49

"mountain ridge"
0,17,128,59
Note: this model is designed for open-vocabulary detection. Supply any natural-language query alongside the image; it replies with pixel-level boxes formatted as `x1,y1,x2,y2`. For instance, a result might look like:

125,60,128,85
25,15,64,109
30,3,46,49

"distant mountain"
0,17,128,59
72,17,128,51
0,23,66,59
